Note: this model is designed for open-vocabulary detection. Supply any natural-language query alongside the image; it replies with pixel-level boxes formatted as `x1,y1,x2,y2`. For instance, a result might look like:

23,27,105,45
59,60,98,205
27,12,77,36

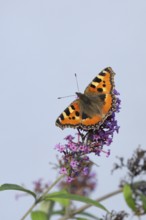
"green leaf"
48,209,64,215
49,197,70,206
123,184,136,211
39,200,54,213
47,190,69,206
76,218,89,220
140,194,146,212
31,211,48,220
77,211,100,219
43,191,108,212
0,184,36,198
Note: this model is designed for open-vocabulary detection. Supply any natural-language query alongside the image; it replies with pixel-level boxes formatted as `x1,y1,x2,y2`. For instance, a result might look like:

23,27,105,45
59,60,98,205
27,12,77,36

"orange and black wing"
80,67,116,129
56,99,82,130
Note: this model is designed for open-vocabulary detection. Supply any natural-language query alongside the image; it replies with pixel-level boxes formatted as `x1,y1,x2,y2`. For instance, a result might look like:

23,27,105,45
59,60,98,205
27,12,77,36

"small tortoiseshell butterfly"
56,67,116,130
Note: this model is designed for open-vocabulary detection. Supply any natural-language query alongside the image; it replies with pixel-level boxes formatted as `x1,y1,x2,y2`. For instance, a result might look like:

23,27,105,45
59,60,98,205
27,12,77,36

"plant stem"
40,175,64,201
58,188,123,220
20,202,36,220
72,188,123,215
20,175,64,220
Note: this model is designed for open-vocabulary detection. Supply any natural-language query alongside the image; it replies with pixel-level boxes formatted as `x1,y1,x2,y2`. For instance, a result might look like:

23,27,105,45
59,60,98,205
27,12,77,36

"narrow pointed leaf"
123,184,136,211
49,197,70,206
77,211,100,219
0,184,36,198
140,194,146,212
76,218,88,220
46,190,69,206
43,192,108,212
31,211,48,220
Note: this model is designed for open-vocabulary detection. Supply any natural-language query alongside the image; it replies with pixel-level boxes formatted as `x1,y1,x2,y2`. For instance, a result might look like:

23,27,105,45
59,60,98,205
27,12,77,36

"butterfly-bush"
59,162,97,196
55,89,121,182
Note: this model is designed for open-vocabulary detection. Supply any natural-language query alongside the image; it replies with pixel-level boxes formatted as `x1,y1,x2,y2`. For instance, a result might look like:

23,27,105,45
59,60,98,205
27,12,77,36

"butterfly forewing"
56,100,81,129
84,67,115,95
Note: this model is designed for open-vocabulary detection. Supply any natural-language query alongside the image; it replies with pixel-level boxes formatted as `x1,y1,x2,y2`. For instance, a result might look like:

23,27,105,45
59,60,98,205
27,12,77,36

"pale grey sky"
0,0,146,219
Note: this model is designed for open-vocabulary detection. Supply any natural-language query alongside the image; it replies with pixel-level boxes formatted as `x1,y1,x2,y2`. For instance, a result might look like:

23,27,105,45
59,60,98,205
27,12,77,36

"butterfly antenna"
74,73,80,92
58,73,79,99
57,94,76,99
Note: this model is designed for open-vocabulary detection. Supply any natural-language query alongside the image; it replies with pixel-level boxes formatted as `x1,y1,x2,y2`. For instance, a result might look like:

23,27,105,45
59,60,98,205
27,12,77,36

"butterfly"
56,67,116,130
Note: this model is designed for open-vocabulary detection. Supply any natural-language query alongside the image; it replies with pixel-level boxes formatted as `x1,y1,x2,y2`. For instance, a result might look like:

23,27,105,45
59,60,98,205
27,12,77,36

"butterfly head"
76,92,82,98
76,92,91,104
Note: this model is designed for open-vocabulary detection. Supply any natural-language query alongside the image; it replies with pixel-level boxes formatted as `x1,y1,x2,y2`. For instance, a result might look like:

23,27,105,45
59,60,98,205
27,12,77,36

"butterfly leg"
77,128,93,145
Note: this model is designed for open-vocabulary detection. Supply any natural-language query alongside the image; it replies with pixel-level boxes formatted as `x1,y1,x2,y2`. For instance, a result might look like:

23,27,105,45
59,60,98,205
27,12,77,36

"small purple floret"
55,143,65,152
70,160,78,168
67,176,75,183
69,142,77,151
64,135,75,142
83,167,89,175
60,167,67,175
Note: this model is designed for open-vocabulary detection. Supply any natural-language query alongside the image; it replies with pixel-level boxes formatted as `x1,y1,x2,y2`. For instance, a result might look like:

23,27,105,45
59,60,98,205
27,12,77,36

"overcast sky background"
0,1,146,219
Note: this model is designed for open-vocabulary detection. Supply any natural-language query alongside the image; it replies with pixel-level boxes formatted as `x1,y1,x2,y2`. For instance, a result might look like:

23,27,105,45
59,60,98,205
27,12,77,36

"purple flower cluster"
15,179,50,200
56,136,91,183
33,178,49,194
55,90,121,182
59,164,97,196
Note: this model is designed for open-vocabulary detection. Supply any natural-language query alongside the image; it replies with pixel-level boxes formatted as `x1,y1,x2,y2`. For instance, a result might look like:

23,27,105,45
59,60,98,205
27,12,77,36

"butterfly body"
56,67,116,130
76,92,105,118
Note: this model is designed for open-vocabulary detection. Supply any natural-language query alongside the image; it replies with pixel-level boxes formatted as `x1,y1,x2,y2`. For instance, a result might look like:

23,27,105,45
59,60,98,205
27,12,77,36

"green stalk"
20,175,64,220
